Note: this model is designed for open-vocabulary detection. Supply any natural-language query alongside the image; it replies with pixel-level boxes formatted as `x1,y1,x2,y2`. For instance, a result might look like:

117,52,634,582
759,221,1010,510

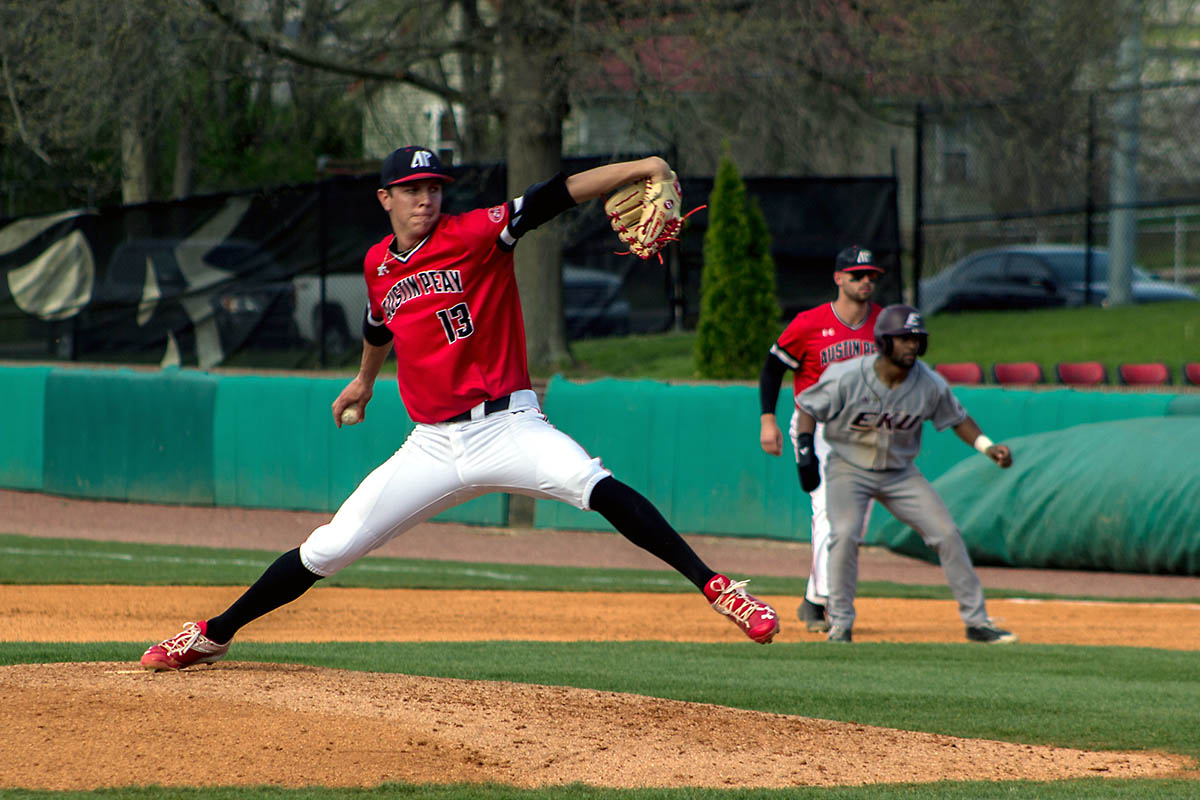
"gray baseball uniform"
796,354,990,631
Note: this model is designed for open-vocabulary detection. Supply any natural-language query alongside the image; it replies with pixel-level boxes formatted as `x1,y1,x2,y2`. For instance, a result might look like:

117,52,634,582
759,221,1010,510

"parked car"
294,263,631,353
918,245,1199,314
562,264,631,339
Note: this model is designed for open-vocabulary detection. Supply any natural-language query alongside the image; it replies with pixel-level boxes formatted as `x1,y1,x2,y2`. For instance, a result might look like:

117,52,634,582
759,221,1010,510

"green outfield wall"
2,366,1195,572
1,365,52,491
3,365,505,525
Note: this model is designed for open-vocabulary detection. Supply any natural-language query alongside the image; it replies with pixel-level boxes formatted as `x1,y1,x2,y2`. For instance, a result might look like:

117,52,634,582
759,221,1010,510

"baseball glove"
604,171,699,261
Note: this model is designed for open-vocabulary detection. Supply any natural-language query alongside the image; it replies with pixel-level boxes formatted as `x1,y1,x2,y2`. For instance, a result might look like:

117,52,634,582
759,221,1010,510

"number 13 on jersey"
436,303,474,343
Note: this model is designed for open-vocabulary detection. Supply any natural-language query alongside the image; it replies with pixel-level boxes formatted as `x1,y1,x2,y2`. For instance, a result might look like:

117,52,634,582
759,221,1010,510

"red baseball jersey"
771,302,883,396
363,204,532,423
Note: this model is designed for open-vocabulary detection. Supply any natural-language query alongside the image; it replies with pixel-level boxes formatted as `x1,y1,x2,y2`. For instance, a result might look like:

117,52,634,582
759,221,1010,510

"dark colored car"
919,245,1199,315
562,264,631,339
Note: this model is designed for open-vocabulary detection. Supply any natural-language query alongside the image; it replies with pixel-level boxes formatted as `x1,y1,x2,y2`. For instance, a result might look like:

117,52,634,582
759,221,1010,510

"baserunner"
793,304,1017,644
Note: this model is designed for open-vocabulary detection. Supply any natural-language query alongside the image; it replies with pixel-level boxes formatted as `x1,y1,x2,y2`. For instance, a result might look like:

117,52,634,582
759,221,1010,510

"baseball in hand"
340,407,360,426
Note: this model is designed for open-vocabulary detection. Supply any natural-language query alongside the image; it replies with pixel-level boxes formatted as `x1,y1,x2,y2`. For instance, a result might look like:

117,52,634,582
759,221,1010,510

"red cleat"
705,574,779,644
140,620,230,671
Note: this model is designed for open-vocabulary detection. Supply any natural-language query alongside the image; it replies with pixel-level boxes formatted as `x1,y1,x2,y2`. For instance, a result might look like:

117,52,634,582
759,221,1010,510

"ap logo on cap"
857,249,873,263
411,150,434,168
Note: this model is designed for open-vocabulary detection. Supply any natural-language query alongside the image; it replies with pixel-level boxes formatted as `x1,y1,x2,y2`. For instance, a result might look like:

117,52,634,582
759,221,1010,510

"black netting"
0,160,899,368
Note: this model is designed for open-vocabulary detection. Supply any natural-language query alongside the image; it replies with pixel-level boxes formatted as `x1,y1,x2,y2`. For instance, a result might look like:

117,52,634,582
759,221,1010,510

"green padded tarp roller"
875,417,1200,575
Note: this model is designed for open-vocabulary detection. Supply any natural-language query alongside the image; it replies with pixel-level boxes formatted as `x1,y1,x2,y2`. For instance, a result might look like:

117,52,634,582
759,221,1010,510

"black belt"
445,394,511,423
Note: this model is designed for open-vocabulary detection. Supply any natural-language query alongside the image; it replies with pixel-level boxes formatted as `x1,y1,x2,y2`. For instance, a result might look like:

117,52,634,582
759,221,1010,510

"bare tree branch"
191,0,467,104
1,52,52,165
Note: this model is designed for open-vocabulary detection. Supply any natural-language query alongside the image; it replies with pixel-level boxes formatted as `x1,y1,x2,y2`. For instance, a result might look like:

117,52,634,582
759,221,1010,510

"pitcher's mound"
0,662,1190,790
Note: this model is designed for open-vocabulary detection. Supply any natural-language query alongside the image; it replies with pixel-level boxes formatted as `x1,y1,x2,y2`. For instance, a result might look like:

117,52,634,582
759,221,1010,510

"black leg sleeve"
588,476,716,591
205,548,322,644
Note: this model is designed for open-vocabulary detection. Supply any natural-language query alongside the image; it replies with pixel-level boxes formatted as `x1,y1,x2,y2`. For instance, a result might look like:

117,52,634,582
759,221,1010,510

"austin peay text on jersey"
819,339,876,368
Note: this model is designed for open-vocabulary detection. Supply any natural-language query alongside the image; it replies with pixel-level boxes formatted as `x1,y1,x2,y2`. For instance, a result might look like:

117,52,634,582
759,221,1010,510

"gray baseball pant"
824,454,989,631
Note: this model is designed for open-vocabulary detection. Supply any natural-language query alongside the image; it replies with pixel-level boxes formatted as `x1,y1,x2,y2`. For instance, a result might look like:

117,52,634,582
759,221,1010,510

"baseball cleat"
966,621,1018,644
826,625,853,643
705,575,779,644
140,620,231,671
799,598,831,633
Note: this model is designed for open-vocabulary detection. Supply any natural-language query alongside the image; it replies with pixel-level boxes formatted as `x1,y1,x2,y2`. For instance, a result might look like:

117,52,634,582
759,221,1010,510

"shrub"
695,155,780,378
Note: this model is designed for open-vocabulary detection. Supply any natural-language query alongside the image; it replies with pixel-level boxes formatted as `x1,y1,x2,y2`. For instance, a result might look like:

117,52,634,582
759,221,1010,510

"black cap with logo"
380,146,455,188
834,245,884,273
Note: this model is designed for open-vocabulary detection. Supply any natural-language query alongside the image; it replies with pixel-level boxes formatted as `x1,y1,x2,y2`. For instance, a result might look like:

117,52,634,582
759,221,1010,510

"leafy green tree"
695,154,780,379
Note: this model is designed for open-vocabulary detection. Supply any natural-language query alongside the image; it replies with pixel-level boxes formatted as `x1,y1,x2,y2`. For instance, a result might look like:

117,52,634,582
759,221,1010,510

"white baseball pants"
790,414,871,605
300,389,611,576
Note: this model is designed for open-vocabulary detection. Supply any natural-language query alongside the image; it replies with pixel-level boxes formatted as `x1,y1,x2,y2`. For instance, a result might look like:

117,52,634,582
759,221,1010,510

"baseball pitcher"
793,304,1017,644
141,147,778,671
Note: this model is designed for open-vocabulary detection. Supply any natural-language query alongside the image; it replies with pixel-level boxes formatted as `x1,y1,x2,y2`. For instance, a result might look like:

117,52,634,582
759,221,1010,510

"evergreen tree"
695,155,781,379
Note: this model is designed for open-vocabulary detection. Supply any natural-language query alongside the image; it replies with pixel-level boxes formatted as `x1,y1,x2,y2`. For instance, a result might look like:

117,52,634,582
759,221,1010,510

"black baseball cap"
835,245,884,273
380,146,455,188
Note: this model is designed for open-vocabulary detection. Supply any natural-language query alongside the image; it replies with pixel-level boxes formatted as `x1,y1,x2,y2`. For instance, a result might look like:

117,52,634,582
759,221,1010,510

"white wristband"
973,435,995,455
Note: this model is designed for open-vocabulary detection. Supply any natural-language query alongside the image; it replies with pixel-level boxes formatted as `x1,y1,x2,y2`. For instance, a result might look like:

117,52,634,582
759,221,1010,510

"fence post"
1085,93,1096,305
1174,212,1185,285
912,103,925,309
668,139,685,332
318,177,329,367
1106,6,1144,307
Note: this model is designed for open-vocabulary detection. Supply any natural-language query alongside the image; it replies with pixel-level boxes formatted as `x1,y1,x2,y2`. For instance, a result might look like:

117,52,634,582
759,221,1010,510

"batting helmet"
874,304,928,356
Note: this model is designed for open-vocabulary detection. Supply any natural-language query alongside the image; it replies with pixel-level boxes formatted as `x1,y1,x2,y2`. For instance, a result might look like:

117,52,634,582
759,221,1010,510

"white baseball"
340,407,360,426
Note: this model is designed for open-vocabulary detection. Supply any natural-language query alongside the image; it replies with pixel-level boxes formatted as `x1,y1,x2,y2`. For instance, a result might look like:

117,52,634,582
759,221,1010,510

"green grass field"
2,535,1198,799
4,534,1197,604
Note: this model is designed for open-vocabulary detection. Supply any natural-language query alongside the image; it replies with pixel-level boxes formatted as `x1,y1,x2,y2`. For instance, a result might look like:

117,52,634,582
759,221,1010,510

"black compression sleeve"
507,172,575,239
759,352,788,415
362,306,392,346
588,476,715,591
205,548,321,644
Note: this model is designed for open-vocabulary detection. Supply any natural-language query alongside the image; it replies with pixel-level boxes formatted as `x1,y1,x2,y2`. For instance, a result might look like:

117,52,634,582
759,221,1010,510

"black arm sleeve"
362,306,392,346
759,351,788,415
506,172,575,240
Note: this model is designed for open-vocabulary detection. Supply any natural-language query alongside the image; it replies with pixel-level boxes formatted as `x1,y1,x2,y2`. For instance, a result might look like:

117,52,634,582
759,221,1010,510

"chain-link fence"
913,82,1200,311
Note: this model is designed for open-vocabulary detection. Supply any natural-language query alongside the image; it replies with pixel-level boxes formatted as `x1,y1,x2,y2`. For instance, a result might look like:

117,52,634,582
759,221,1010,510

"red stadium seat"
1055,361,1108,386
991,361,1045,385
1183,362,1200,386
934,362,985,384
1118,362,1171,386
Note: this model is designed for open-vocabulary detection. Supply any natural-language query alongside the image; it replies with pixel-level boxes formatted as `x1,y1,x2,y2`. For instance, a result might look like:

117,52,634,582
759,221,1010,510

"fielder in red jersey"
139,147,780,671
758,245,883,634
773,300,883,396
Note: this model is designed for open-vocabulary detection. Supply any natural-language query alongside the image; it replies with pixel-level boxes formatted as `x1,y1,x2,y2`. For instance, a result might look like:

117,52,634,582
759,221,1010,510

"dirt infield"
3,488,1200,790
3,661,1192,791
5,586,1200,649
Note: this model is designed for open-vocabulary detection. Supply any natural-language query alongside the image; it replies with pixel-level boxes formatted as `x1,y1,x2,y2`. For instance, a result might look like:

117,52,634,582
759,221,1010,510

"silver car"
919,245,1198,314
